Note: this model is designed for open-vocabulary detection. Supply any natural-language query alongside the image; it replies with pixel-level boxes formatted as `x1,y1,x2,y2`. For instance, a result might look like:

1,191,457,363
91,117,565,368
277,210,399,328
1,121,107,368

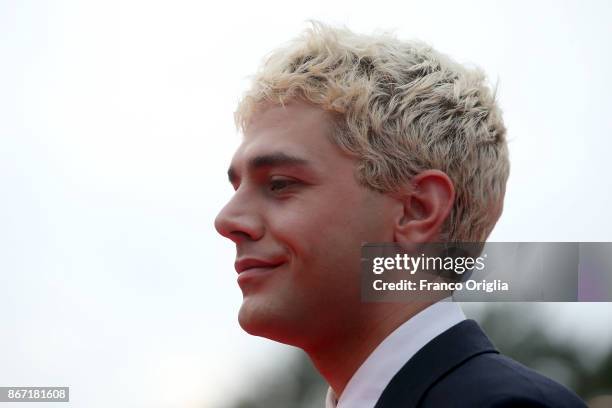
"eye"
268,177,299,193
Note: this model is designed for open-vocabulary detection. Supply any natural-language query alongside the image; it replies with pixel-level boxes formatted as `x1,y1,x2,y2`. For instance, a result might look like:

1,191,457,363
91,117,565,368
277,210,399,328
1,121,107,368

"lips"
234,258,285,274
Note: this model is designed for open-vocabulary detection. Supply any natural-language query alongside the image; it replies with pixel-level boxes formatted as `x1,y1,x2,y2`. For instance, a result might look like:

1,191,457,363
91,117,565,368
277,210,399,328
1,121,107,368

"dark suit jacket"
374,320,586,408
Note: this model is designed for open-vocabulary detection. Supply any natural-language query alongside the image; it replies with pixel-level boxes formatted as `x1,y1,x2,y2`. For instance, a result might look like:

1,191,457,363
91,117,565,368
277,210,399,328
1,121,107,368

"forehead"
231,101,348,167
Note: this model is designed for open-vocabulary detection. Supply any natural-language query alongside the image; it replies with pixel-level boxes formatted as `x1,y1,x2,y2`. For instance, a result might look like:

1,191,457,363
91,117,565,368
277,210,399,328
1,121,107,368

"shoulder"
374,319,587,408
421,352,587,408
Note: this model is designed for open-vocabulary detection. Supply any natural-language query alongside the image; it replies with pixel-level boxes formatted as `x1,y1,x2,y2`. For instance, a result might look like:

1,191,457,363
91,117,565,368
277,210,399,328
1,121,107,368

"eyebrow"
227,152,311,184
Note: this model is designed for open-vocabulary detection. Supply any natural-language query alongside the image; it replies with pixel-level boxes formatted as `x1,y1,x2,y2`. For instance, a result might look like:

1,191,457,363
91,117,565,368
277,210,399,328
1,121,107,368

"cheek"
268,210,326,257
283,203,369,269
265,202,352,276
266,192,392,268
266,195,344,238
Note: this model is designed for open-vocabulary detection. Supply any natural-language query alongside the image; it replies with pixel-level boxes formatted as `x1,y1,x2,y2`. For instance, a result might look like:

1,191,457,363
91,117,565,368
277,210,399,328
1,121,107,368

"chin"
237,298,305,347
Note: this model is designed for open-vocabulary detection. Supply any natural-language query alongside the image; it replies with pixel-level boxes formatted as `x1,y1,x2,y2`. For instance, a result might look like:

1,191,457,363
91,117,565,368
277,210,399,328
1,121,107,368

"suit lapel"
374,319,498,408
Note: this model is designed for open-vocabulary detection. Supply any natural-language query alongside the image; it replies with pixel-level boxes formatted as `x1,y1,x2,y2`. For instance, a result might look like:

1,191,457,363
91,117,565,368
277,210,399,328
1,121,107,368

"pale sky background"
1,0,611,407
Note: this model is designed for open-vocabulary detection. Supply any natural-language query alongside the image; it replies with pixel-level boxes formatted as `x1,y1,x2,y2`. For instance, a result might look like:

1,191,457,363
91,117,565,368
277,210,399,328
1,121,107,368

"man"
215,22,586,407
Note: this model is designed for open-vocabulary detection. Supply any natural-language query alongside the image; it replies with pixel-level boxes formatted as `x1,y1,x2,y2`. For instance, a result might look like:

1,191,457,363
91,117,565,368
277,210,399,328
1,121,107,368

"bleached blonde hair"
235,22,510,242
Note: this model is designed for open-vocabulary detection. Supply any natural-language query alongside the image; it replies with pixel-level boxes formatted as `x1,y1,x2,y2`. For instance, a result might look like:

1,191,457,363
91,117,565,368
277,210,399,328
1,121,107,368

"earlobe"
393,170,455,245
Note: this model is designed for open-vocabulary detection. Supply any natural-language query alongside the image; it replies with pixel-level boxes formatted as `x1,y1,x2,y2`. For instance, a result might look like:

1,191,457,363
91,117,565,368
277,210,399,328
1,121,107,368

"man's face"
214,101,398,348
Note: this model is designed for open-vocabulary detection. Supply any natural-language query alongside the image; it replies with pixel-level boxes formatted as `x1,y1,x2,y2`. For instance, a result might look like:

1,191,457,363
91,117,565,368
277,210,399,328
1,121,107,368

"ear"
393,170,455,245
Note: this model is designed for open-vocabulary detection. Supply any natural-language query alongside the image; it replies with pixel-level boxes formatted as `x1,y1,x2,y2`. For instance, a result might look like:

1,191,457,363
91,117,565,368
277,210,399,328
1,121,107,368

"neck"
303,302,434,399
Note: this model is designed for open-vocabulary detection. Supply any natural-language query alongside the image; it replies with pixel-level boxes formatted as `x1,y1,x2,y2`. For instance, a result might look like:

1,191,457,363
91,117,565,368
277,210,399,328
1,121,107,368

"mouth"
235,258,286,286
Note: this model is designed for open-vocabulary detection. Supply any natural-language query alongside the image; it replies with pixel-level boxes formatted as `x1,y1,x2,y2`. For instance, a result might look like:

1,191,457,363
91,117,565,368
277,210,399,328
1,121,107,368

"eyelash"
268,177,299,193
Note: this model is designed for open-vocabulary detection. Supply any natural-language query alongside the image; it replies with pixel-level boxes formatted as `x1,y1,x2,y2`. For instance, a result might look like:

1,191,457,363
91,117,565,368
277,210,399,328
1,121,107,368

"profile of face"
214,101,400,348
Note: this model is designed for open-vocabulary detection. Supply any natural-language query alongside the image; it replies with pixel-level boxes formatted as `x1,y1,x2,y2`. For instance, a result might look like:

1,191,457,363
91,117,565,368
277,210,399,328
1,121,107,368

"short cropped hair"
235,21,510,242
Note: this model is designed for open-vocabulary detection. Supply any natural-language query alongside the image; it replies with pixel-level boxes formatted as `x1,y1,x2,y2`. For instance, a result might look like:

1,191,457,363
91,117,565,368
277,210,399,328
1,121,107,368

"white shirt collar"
325,299,465,408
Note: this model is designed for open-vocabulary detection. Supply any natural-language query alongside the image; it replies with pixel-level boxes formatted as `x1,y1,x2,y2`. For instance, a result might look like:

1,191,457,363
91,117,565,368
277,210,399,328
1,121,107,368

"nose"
214,191,264,244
